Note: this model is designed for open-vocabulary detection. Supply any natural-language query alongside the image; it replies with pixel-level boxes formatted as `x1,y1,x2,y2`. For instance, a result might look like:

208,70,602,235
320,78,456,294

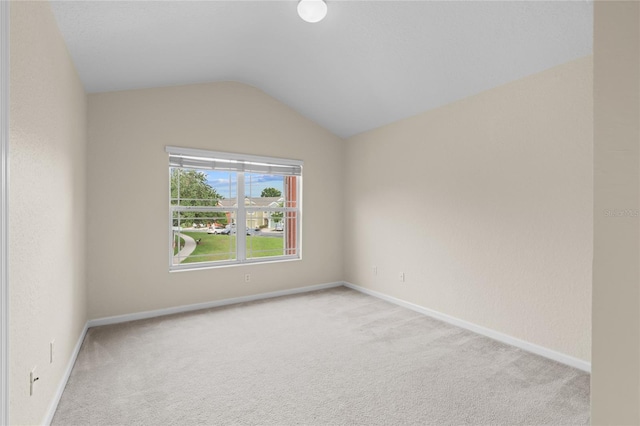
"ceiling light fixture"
297,0,327,23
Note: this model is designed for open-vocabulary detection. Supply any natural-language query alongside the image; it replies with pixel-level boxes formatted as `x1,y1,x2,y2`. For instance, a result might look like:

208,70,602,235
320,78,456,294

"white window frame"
167,146,302,271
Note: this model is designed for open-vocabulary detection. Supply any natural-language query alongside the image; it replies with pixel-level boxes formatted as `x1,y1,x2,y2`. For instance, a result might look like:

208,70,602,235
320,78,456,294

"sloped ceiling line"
51,0,593,138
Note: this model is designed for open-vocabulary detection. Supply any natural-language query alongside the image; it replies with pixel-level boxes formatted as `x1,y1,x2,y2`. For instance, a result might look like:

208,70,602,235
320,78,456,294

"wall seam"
0,1,10,424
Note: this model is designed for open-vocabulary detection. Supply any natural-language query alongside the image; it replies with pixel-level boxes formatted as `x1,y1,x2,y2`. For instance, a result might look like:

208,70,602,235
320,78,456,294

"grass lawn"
181,232,284,264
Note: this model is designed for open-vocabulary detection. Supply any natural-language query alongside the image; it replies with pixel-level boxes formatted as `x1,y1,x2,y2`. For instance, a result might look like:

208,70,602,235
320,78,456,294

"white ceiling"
50,1,593,138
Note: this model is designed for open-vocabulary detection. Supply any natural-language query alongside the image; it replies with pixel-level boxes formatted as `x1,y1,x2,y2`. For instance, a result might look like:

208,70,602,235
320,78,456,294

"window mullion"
236,172,246,261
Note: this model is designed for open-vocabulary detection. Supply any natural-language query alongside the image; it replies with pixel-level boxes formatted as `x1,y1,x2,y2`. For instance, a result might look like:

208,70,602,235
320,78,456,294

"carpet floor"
52,287,590,425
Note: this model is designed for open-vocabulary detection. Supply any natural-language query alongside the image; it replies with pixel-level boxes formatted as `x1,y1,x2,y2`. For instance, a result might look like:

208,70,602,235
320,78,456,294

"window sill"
169,256,301,273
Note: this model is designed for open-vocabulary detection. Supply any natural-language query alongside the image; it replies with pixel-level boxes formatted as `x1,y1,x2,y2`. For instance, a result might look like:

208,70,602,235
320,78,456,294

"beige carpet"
52,287,590,425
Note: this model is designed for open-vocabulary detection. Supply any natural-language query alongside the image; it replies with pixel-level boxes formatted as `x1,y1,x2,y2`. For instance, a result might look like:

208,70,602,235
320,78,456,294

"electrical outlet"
244,274,251,283
50,340,55,364
29,366,38,396
399,272,405,282
372,266,377,276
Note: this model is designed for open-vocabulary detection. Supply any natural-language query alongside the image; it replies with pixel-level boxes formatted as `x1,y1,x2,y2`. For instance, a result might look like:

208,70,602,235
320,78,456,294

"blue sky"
206,171,284,199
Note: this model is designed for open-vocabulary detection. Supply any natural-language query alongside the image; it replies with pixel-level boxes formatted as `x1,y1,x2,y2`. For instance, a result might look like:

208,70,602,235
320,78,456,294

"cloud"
208,178,231,185
247,174,283,184
204,171,284,198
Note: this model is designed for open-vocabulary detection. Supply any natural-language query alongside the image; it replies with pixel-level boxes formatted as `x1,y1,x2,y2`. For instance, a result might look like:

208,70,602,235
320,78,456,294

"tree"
261,187,282,198
270,201,284,226
271,211,283,224
171,169,226,227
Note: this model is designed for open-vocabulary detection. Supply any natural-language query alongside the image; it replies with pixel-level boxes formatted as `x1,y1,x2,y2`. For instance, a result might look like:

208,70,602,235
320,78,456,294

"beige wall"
13,2,639,423
86,82,344,319
344,56,593,362
9,1,87,425
592,1,640,423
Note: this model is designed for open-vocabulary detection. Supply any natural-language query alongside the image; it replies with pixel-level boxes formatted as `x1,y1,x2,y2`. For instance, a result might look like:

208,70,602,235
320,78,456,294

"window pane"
245,233,285,259
172,210,237,266
284,175,299,209
171,168,235,207
173,230,237,265
206,170,237,202
245,173,284,201
284,211,298,256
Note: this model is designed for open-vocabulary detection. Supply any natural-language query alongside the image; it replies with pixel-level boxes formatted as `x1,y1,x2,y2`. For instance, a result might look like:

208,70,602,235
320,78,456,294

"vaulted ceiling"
51,1,593,138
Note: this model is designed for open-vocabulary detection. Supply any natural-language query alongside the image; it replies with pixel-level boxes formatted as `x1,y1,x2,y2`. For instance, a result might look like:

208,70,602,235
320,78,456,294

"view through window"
168,147,302,270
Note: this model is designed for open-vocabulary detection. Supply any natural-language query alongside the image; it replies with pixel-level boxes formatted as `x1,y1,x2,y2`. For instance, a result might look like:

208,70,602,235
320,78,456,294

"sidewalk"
173,233,197,264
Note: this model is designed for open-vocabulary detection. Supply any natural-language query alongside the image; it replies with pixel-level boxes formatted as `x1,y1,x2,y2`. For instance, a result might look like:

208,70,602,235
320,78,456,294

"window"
167,146,302,270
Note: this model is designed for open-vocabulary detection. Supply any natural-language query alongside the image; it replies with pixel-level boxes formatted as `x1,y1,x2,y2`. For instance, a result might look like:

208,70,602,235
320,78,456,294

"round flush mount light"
297,0,327,23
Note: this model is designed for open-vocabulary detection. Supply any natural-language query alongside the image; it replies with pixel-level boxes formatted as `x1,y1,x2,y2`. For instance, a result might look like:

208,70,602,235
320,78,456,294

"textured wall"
9,1,87,424
344,57,593,362
87,82,344,319
591,2,640,423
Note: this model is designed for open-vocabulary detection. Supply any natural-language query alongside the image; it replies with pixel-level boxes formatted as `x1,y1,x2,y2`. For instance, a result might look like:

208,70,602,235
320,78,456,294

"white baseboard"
342,281,591,373
87,281,343,328
42,323,89,426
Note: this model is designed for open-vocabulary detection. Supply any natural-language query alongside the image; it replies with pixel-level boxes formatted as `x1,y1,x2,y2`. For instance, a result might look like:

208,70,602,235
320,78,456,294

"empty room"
1,0,639,425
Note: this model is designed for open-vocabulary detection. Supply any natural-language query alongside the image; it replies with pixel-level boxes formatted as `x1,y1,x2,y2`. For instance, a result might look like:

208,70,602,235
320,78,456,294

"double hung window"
167,146,302,270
